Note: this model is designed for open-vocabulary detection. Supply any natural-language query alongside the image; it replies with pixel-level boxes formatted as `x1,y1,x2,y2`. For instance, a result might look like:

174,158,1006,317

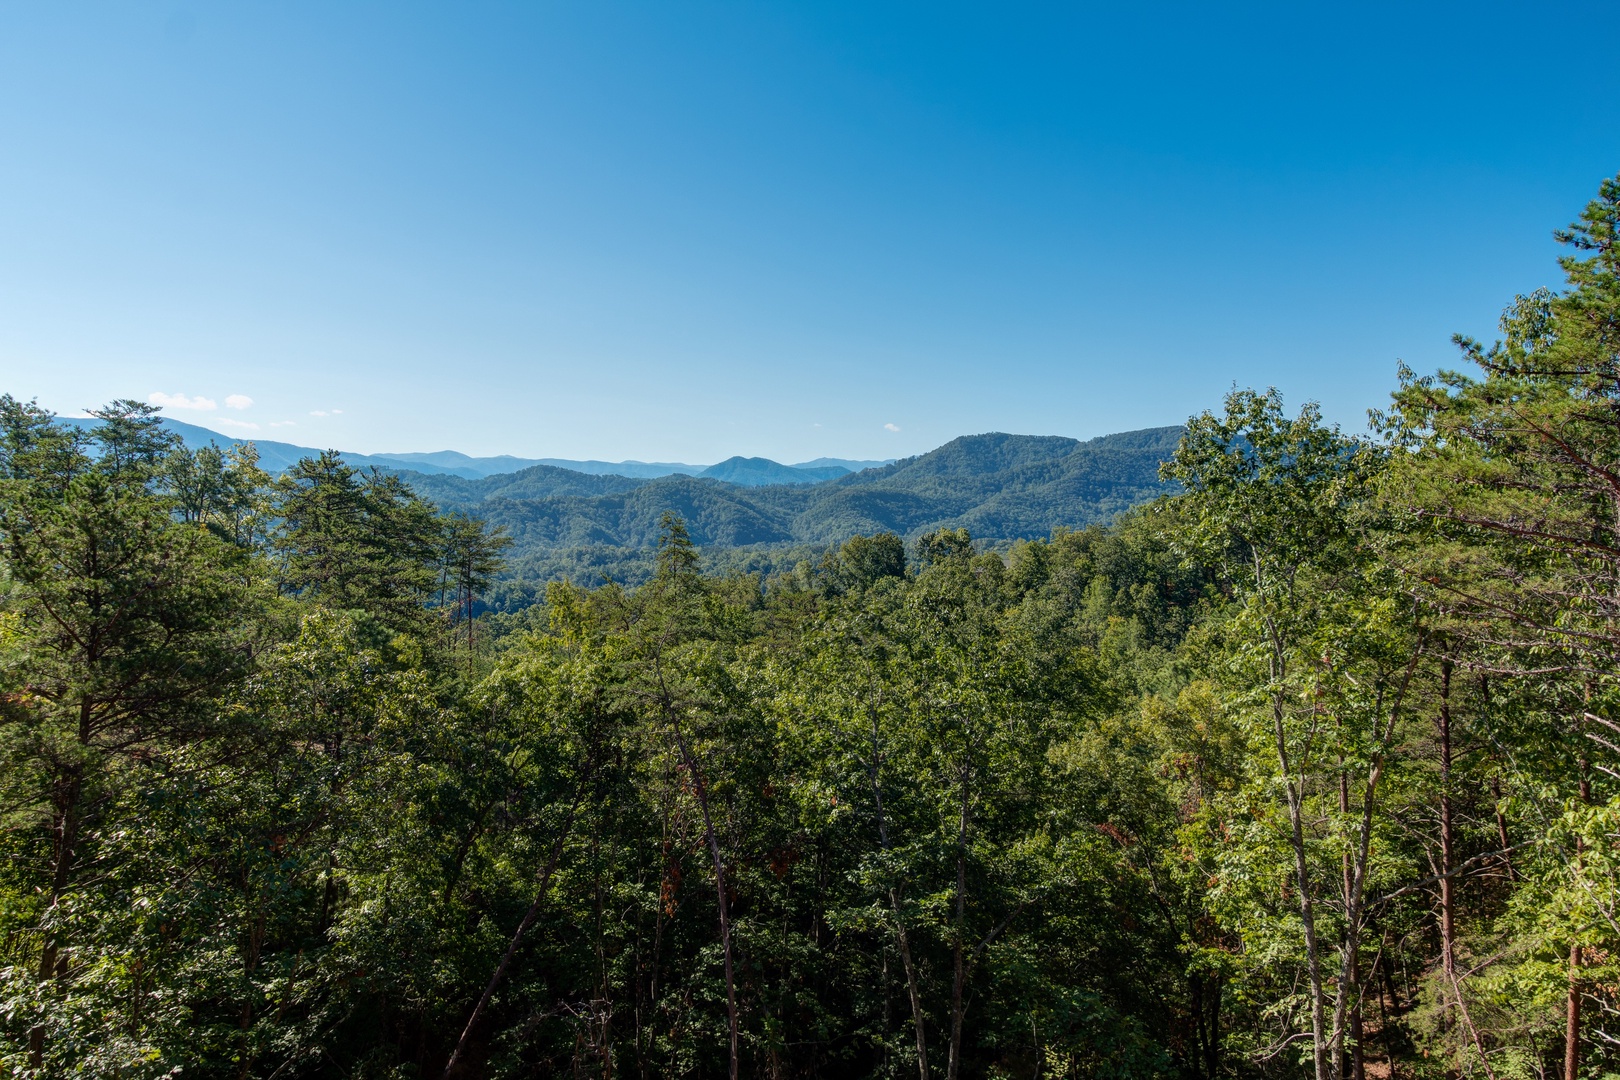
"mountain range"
425,426,1181,544
57,413,1184,590
61,417,891,485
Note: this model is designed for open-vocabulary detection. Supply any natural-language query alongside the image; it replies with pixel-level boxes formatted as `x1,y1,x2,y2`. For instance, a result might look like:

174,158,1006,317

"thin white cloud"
332,409,344,415
225,394,253,410
884,422,901,432
309,410,328,417
149,391,217,411
214,418,259,431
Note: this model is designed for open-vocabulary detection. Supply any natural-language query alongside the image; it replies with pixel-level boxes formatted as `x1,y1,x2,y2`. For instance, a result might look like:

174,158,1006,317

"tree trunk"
673,724,740,1080
1565,764,1589,1080
1190,976,1204,1078
1271,676,1327,1080
947,768,970,1080
1258,587,1328,1080
30,759,85,1069
1339,767,1365,1080
1438,660,1457,1013
1491,775,1513,880
1329,653,1419,1080
893,893,929,1080
869,712,929,1079
1191,973,1222,1080
443,784,584,1079
1284,772,1325,1080
1482,677,1515,881
1564,941,1582,1080
1374,942,1399,1080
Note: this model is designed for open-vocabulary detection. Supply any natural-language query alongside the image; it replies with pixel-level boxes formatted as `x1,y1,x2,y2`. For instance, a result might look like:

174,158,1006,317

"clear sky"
1,3,1616,462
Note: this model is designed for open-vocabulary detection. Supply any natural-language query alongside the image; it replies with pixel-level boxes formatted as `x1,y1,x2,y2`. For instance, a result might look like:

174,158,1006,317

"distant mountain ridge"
378,450,708,479
55,412,1185,590
404,426,1184,558
700,457,851,486
57,417,892,485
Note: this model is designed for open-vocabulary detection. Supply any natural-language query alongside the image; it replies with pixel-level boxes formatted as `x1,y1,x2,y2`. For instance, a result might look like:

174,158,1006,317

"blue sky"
1,3,1616,461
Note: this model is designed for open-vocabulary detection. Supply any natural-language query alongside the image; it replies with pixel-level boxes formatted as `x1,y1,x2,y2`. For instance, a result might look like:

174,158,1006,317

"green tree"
0,398,255,1074
160,439,271,545
272,451,443,635
1381,174,1620,1080
440,511,512,662
1166,389,1428,1080
826,531,908,594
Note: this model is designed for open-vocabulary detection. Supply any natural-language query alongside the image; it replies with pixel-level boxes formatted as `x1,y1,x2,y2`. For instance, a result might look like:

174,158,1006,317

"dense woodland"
397,426,1183,601
4,179,1620,1079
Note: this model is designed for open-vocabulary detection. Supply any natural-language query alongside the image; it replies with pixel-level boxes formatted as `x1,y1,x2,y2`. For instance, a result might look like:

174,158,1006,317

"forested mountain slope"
389,463,650,503
699,455,851,485
789,426,1183,539
403,427,1183,577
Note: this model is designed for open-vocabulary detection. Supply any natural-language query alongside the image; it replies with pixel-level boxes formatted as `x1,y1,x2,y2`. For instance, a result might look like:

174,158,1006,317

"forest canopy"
4,177,1620,1079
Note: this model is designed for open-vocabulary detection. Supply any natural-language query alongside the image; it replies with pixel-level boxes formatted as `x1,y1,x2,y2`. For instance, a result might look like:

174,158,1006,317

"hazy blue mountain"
527,459,703,478
57,417,488,476
699,456,850,486
60,415,226,451
790,457,893,471
379,451,706,479
57,417,698,480
57,414,896,486
373,450,551,476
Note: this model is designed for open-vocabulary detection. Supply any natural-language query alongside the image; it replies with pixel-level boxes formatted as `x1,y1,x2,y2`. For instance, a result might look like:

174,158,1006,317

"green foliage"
0,395,259,1077
272,451,446,633
833,531,908,591
1372,174,1620,1078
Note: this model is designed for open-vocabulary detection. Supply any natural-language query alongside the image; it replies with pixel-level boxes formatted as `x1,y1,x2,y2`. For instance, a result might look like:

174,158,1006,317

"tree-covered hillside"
697,455,852,485
389,463,651,504
402,427,1182,592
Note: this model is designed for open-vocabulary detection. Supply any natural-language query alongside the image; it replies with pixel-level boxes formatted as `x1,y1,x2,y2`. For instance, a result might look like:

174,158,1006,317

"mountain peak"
699,456,850,486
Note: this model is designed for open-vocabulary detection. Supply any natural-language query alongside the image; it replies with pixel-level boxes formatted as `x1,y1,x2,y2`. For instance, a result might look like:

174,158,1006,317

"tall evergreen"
0,397,254,1071
272,451,443,633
